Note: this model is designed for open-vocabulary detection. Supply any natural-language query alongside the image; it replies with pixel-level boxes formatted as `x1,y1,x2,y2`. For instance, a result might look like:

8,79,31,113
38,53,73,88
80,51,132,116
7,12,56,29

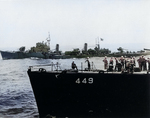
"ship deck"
29,67,149,75
28,67,150,118
28,63,150,75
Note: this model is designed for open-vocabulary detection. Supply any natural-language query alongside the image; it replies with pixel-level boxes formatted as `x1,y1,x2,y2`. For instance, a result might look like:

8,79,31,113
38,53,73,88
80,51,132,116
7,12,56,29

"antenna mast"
98,36,100,50
46,32,51,51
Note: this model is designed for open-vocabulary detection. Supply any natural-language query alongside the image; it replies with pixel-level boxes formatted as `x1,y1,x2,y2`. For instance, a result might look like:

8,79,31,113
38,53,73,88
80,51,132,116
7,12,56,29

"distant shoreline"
69,53,150,58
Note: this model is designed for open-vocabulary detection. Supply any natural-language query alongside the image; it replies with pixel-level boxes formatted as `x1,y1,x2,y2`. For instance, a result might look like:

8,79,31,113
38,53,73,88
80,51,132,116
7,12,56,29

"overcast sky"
0,0,150,52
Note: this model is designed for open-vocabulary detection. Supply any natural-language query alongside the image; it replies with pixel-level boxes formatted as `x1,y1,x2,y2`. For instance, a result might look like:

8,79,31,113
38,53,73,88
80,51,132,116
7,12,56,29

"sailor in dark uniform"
109,57,114,71
130,57,135,73
85,57,91,71
109,57,114,65
72,61,78,70
125,58,130,73
137,57,142,70
115,57,119,71
120,56,125,69
124,56,127,70
141,56,146,71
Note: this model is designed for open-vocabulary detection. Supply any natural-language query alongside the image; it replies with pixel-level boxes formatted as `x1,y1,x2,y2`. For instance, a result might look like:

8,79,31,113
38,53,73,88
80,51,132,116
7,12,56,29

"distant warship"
0,46,46,60
0,33,70,60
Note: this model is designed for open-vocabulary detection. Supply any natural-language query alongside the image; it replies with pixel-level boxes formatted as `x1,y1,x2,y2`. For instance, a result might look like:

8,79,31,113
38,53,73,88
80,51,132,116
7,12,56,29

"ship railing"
29,62,62,72
28,61,102,73
28,61,149,74
80,61,97,71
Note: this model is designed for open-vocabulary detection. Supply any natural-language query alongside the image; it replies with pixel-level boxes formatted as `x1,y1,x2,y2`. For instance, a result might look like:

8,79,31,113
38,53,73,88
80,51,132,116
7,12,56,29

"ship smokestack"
56,44,59,53
84,43,88,52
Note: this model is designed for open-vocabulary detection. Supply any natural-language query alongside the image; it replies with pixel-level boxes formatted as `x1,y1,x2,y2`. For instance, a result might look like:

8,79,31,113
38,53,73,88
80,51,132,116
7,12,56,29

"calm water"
0,57,105,118
0,56,149,118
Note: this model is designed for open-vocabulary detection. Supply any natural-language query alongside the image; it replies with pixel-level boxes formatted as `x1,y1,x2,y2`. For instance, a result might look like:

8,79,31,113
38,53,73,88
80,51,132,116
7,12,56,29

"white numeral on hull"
75,78,93,84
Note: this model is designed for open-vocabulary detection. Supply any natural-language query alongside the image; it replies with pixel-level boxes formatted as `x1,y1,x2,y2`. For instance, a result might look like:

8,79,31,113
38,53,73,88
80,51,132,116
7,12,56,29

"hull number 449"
75,78,93,84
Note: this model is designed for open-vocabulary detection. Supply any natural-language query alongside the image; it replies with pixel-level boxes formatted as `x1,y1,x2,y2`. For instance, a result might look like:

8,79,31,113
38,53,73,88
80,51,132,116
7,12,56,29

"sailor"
119,56,125,69
144,57,147,71
130,57,135,73
108,57,114,71
71,61,78,70
114,58,119,71
125,58,130,73
85,57,91,71
141,56,146,71
103,56,108,69
133,57,136,66
147,58,150,71
137,57,142,70
124,56,127,70
109,57,114,65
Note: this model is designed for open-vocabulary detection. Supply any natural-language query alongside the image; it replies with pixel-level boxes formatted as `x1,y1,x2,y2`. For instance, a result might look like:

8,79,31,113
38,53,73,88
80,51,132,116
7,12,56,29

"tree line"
65,48,111,56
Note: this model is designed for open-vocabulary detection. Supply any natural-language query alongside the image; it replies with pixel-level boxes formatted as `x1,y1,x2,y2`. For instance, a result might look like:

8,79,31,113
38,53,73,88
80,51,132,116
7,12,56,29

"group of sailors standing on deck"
71,56,150,72
103,55,150,72
103,56,135,72
137,56,150,71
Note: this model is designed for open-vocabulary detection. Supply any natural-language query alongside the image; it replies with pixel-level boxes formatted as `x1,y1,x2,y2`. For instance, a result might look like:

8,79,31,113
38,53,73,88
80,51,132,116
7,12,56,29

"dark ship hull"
27,68,150,118
0,51,70,59
49,54,70,59
0,51,45,59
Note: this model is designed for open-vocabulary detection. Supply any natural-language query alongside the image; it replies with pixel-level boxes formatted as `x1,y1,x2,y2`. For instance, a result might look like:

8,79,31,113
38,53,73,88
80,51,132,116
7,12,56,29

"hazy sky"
0,0,150,52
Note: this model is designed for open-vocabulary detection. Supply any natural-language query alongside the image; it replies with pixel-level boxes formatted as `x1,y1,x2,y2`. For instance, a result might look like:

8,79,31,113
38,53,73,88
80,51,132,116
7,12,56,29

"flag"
100,38,104,41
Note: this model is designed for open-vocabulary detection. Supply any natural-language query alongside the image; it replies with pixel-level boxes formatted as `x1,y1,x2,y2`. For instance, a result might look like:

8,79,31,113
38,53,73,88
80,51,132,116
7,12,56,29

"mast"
98,36,100,50
96,36,103,50
95,37,100,50
46,32,51,51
